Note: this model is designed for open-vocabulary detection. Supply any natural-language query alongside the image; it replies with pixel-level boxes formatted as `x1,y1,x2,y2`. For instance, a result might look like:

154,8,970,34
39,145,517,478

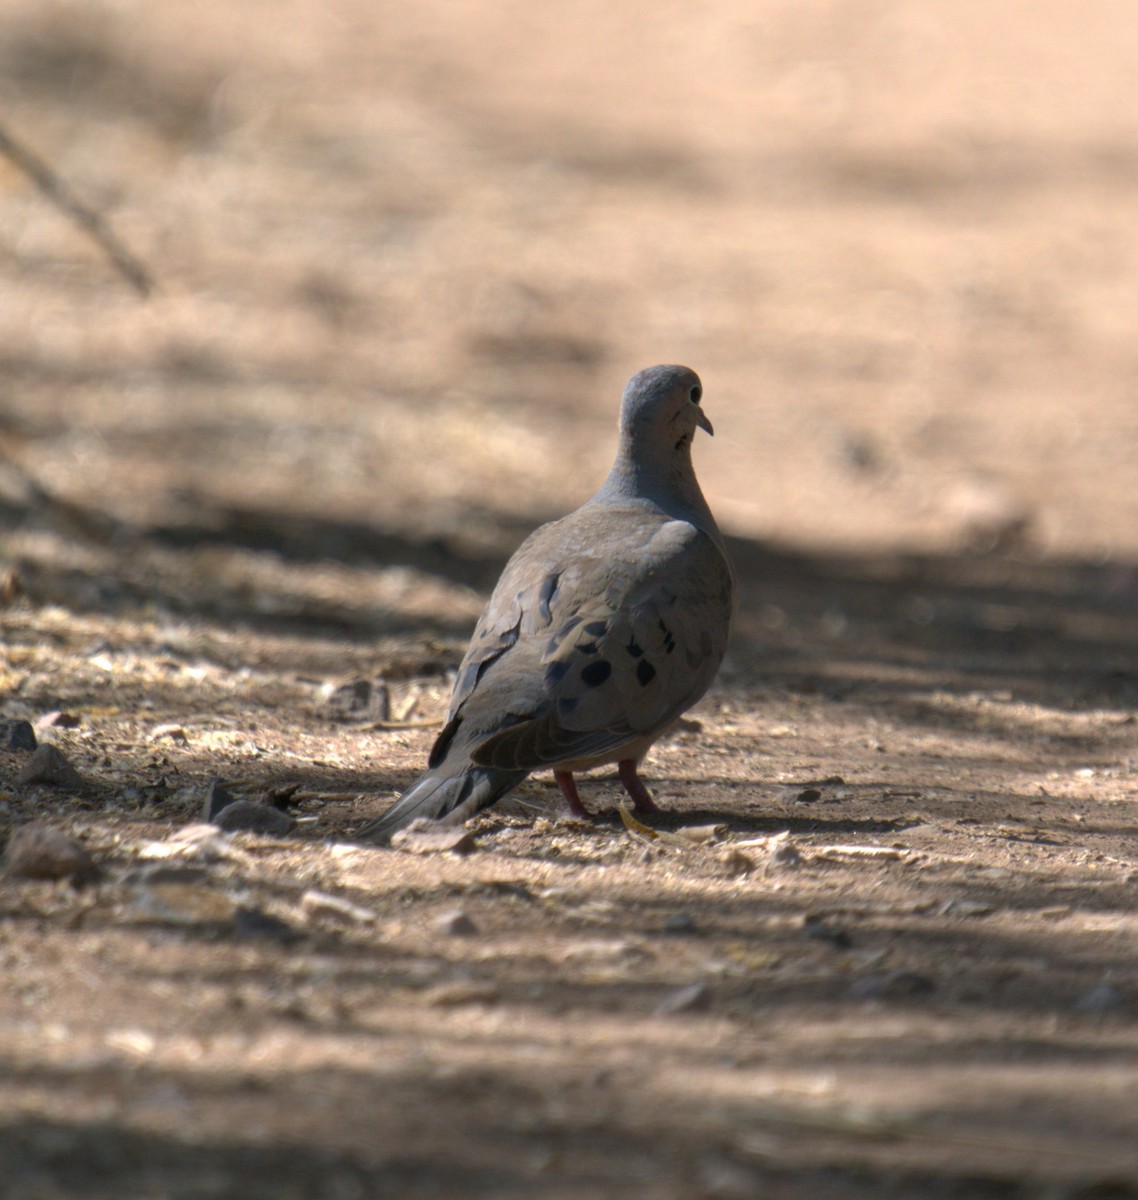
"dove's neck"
597,444,721,541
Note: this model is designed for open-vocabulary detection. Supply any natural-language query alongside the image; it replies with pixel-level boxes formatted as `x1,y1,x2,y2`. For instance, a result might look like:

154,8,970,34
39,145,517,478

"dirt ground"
3,2,1138,1196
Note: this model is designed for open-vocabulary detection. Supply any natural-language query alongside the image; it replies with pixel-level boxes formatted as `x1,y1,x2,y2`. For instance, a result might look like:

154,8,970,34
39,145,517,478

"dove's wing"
433,502,734,774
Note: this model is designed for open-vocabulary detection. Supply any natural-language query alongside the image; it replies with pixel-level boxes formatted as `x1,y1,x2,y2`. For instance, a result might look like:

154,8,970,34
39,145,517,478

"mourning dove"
359,364,735,842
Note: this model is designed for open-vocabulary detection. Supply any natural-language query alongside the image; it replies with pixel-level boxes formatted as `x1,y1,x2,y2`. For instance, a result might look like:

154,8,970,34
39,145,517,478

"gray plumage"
358,364,735,842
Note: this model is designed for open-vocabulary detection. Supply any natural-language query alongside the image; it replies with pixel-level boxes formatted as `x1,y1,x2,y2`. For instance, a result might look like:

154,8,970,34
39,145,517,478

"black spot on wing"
577,641,598,655
580,660,612,688
583,620,608,637
545,660,572,687
626,638,644,658
636,659,656,687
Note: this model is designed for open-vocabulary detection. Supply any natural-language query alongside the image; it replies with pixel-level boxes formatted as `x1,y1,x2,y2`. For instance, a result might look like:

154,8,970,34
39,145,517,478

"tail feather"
357,765,528,843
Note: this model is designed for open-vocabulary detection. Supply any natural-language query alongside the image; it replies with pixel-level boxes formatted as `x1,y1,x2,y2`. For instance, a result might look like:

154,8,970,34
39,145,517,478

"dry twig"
0,121,156,296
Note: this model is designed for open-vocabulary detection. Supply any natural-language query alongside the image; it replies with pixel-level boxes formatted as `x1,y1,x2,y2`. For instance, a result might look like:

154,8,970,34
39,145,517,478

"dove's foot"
618,759,660,814
554,770,594,820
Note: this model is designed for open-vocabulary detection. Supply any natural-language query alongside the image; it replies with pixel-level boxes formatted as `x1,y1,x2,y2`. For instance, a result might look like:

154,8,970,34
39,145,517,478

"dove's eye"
690,384,702,405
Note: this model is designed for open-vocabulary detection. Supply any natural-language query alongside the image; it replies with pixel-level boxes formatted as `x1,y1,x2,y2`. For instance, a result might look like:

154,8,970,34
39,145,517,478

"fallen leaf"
618,803,657,840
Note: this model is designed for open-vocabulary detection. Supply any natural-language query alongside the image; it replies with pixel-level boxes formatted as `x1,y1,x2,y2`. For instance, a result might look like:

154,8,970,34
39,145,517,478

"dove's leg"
553,771,593,819
618,759,660,814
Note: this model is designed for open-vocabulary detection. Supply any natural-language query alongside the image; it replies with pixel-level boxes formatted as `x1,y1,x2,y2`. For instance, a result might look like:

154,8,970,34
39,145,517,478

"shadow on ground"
8,489,1138,700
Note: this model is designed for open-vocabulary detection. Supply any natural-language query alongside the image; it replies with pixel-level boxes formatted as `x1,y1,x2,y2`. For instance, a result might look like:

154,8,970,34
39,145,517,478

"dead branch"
0,120,156,297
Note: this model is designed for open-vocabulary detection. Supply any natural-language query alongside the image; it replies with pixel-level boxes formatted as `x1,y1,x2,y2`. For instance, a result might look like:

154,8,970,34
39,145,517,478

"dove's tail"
357,765,528,844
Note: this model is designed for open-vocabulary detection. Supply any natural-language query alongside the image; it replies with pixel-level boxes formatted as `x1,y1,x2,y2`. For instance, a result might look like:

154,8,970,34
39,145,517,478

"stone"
34,711,80,732
324,678,390,723
233,905,302,943
128,882,236,926
1074,983,1123,1014
203,779,239,822
434,908,478,936
654,981,710,1015
5,823,98,884
390,822,478,855
804,916,853,949
213,801,294,836
849,970,935,1000
14,744,83,789
664,912,697,934
0,719,37,752
300,889,377,925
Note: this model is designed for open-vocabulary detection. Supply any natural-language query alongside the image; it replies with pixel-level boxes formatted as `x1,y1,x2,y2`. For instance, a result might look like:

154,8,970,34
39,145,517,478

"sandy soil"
3,2,1138,1196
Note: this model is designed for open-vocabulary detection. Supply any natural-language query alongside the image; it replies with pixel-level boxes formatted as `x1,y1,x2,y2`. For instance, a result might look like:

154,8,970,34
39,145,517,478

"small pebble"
14,744,83,789
120,864,213,887
838,432,882,474
151,723,188,743
938,898,995,918
300,889,377,925
434,908,478,936
324,678,391,723
0,719,37,752
137,825,237,863
942,473,1031,552
1074,983,1123,1014
654,981,710,1015
719,848,755,877
767,832,802,869
849,970,935,1000
804,916,853,949
5,822,98,884
0,565,23,604
203,779,240,822
422,980,499,1007
558,938,636,963
121,781,172,808
664,911,697,934
697,1157,761,1200
128,882,236,926
390,823,478,855
213,801,294,836
35,711,81,732
233,905,302,943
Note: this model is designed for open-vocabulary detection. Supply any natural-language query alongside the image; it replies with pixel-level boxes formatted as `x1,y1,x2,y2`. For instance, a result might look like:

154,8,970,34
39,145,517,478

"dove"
358,364,734,842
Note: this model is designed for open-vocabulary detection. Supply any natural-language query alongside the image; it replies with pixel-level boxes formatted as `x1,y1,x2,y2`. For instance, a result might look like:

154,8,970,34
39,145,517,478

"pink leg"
554,770,593,819
618,759,659,813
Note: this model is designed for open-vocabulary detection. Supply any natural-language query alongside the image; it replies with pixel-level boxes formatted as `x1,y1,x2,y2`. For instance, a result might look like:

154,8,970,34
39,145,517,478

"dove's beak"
696,409,714,437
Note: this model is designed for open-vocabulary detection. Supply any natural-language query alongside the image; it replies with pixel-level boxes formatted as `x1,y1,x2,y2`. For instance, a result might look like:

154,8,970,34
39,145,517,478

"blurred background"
2,0,1138,629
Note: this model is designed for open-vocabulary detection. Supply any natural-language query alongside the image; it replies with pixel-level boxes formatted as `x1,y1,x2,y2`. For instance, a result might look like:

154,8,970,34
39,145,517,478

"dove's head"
619,365,712,456
600,364,720,534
